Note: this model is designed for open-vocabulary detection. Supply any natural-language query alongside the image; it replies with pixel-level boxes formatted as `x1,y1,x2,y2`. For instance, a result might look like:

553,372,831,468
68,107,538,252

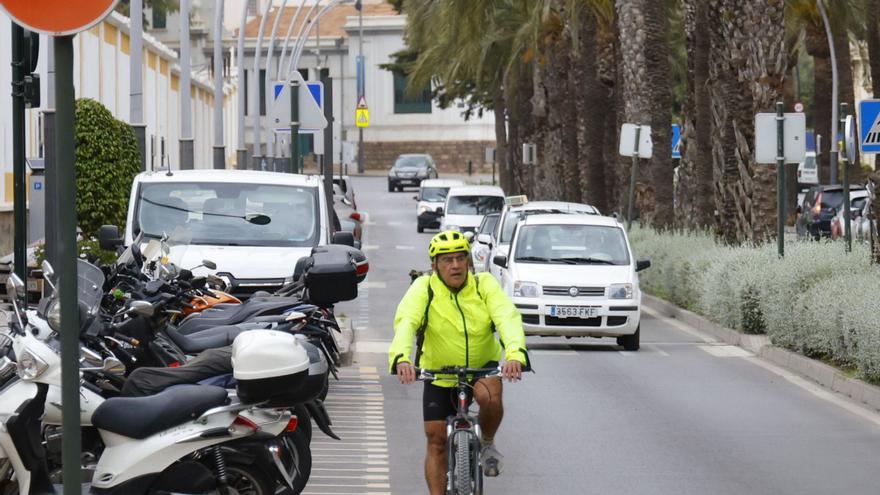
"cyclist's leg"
473,376,503,442
425,420,448,495
423,382,456,494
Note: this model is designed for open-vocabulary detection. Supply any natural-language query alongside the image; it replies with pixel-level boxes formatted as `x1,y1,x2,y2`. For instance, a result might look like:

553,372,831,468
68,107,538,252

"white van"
119,170,339,298
439,185,505,234
797,151,818,185
415,179,464,233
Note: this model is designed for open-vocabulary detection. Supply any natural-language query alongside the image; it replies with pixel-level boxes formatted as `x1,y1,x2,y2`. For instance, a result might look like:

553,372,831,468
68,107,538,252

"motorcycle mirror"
80,347,104,368
102,357,126,375
127,300,155,318
202,259,217,270
6,273,25,301
41,260,55,280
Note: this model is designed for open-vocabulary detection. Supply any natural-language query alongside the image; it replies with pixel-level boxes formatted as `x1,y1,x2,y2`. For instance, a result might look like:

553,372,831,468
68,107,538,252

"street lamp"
816,0,839,184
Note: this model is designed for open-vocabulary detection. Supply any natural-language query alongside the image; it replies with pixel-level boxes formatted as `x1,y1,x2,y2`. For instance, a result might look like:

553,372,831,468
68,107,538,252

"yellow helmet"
429,230,471,259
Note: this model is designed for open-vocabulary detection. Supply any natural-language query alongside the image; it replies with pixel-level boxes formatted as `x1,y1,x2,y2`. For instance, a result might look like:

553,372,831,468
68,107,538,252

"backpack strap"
413,280,434,368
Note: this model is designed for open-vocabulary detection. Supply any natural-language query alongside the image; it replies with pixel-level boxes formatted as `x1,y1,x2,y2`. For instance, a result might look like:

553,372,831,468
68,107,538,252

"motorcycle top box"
302,245,366,306
233,330,310,405
294,336,331,402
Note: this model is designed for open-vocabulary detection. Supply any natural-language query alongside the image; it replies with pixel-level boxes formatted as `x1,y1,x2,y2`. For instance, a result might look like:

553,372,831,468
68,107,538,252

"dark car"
797,184,866,240
388,154,438,192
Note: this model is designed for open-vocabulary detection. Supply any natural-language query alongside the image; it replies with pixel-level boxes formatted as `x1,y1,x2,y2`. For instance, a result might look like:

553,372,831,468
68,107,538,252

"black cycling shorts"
422,361,498,422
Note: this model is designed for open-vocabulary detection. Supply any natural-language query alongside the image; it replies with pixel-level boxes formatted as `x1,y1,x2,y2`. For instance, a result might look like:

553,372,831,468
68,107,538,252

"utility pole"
236,0,249,169
131,0,147,170
213,0,225,169
321,71,334,216
356,0,364,173
44,42,58,265
180,0,194,170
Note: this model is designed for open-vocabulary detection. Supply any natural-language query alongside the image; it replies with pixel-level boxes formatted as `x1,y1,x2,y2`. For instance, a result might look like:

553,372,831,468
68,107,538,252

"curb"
336,315,355,367
643,294,880,413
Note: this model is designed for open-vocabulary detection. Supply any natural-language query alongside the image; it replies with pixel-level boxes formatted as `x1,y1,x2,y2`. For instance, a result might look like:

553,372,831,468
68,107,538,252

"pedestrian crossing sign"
671,124,681,159
356,108,370,128
858,99,880,153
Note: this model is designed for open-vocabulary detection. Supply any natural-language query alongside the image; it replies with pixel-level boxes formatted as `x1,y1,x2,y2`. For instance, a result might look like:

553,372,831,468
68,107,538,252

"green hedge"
629,228,880,383
75,98,141,236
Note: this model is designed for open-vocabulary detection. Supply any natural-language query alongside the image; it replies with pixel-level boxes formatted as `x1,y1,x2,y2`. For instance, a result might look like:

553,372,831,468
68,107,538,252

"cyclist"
389,230,528,494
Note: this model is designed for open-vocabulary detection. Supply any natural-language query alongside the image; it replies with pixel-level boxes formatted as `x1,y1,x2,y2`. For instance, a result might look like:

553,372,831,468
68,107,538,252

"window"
393,71,431,114
152,9,166,29
514,225,631,266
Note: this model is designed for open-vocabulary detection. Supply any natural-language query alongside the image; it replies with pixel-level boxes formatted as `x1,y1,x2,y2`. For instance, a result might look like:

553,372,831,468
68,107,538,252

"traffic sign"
844,114,856,163
356,108,370,128
794,102,804,113
754,113,806,164
671,124,681,159
269,72,327,132
619,123,652,159
857,99,880,154
357,95,368,109
0,0,119,35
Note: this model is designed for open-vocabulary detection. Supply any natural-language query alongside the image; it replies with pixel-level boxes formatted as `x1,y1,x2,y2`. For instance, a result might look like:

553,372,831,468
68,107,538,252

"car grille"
545,316,602,327
606,316,628,326
542,286,605,297
521,314,540,325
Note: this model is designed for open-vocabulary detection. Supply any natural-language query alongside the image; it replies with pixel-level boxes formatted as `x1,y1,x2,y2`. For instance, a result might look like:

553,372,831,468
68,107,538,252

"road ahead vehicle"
388,154,438,192
332,175,358,209
797,151,819,185
440,186,505,235
415,179,464,232
797,184,866,240
472,212,501,272
334,184,364,247
484,199,600,280
830,189,869,241
492,214,650,349
117,170,341,298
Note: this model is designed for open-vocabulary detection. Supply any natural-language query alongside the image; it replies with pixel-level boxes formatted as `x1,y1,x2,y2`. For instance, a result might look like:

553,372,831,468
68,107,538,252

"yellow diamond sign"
356,108,370,128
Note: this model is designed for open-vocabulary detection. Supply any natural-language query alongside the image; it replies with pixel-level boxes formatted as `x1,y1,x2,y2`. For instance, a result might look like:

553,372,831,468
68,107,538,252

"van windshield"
421,187,450,202
133,182,320,247
446,195,504,215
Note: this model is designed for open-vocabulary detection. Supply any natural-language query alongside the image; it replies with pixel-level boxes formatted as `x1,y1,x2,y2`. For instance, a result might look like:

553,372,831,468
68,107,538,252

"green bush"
75,98,141,236
630,227,880,383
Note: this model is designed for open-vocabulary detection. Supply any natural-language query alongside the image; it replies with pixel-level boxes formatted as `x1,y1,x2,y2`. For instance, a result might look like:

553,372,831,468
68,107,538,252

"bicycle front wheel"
455,435,472,494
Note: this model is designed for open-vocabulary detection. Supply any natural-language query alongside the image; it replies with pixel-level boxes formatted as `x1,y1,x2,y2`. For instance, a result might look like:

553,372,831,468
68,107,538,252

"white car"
119,170,341,298
415,179,464,233
484,199,600,280
797,151,819,185
440,185,505,234
472,212,501,272
492,214,651,350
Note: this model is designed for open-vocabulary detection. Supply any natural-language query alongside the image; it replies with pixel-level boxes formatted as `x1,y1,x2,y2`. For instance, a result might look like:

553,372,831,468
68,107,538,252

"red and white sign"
357,95,368,110
794,102,804,113
0,0,119,36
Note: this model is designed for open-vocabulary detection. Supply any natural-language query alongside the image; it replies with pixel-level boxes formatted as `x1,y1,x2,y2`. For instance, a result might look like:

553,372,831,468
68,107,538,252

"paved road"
315,176,880,495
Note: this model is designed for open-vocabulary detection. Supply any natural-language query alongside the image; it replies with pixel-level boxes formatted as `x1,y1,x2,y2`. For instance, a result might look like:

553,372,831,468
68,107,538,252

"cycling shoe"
481,443,504,477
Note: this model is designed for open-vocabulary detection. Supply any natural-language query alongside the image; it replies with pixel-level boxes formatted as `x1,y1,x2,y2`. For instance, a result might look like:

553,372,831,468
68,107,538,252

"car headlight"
419,206,430,214
513,281,539,298
47,299,61,331
17,349,49,380
607,283,633,299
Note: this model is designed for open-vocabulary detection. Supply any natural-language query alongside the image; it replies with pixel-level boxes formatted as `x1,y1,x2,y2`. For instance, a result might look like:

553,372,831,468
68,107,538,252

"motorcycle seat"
176,296,304,334
165,325,248,354
92,384,229,439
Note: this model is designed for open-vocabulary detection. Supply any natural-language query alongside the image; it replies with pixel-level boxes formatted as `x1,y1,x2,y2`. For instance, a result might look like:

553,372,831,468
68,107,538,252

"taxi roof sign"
505,195,528,207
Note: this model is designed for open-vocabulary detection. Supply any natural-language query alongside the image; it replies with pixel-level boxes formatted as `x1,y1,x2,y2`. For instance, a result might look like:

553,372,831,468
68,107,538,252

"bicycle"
413,364,531,495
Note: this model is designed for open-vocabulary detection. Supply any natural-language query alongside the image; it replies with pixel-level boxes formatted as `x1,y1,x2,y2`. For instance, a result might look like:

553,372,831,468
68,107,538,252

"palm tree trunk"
806,22,832,184
575,6,610,213
492,88,510,193
834,14,858,167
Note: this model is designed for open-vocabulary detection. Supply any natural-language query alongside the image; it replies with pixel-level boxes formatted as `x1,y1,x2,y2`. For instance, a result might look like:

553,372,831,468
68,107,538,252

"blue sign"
671,124,681,159
858,99,880,153
273,82,322,107
33,182,42,191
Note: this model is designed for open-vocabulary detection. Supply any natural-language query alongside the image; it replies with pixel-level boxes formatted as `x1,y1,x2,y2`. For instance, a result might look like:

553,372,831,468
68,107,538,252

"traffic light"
21,29,40,108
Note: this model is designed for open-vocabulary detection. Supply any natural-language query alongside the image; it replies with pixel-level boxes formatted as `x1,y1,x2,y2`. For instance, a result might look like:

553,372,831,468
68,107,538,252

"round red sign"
0,0,119,36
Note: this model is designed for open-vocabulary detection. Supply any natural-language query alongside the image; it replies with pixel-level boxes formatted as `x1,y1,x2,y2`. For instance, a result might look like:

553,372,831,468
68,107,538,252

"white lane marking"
744,356,880,428
646,344,671,357
355,340,393,354
642,306,716,343
311,474,390,480
395,245,414,250
361,245,379,250
617,351,637,357
311,467,390,473
699,344,753,358
387,221,402,226
531,349,577,356
306,483,391,489
359,281,387,289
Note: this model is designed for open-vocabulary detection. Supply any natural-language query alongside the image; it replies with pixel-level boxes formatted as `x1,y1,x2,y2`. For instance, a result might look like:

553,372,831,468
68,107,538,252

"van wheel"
617,325,640,351
417,224,424,233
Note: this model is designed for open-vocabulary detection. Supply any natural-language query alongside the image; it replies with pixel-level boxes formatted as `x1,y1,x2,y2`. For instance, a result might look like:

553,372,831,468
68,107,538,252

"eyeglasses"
436,253,469,266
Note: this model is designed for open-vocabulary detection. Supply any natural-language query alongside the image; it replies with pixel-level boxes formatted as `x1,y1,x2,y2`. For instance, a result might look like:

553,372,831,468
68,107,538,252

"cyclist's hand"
396,362,417,384
502,361,522,382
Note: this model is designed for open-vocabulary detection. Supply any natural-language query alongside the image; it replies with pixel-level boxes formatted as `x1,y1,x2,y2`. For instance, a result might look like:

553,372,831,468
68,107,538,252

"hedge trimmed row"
629,228,880,383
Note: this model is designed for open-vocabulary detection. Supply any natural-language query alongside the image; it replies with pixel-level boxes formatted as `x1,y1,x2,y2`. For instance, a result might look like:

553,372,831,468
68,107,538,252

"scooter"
0,273,306,495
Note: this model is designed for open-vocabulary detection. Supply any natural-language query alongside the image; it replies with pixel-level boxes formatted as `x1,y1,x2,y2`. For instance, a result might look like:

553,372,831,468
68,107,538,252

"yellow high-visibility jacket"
388,272,527,387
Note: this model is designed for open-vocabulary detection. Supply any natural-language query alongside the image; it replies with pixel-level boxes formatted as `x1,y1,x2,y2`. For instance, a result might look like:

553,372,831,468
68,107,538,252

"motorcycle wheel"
224,462,275,495
277,430,312,495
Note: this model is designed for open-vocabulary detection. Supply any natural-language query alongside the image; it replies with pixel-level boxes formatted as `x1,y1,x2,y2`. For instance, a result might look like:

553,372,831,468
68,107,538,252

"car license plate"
549,305,598,318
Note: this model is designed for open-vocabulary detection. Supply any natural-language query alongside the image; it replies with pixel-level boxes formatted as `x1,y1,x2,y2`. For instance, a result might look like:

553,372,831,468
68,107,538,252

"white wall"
0,12,240,206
